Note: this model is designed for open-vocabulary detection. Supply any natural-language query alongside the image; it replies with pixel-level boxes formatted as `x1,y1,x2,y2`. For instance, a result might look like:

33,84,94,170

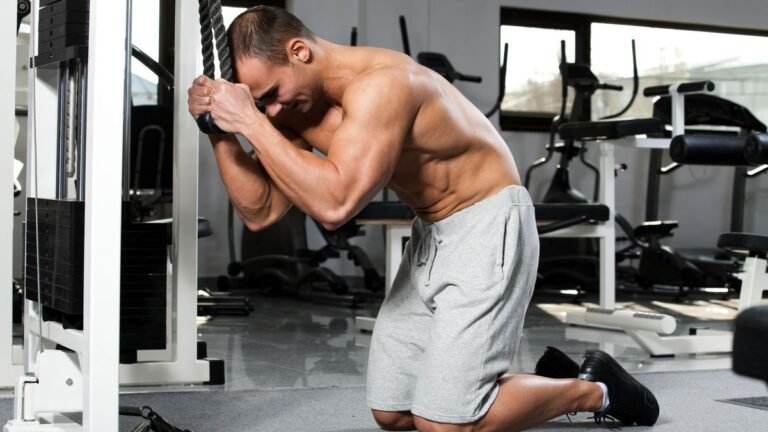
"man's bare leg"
372,374,603,431
371,410,417,431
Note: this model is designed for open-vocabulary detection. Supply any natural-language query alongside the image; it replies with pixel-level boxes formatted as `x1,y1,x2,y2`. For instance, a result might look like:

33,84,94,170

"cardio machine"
525,40,660,297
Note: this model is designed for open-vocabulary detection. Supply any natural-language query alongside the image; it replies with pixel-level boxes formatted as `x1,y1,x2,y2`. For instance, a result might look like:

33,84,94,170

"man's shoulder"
344,65,418,108
352,65,412,89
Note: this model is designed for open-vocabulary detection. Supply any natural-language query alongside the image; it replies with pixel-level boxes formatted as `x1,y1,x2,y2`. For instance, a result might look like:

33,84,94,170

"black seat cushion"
356,201,415,220
355,202,610,223
535,204,610,235
634,220,678,240
653,94,767,133
717,232,768,255
558,118,664,141
534,203,609,222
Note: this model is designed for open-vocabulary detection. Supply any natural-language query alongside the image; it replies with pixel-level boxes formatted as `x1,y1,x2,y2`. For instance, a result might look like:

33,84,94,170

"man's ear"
287,38,311,64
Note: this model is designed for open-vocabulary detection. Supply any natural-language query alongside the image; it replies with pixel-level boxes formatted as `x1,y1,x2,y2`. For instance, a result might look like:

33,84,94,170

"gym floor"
192,284,740,396
0,282,765,431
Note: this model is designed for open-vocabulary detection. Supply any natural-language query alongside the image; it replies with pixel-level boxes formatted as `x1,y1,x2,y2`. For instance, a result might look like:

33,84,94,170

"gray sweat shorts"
366,185,539,424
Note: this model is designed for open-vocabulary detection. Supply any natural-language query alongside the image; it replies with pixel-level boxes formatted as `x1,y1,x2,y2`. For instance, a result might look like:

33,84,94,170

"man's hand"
209,79,263,134
187,75,215,118
187,75,264,135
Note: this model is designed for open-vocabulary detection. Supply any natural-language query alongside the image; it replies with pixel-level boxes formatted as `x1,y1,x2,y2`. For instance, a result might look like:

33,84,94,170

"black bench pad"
718,232,768,255
559,118,663,141
634,220,679,239
356,202,610,223
534,203,609,222
356,201,609,238
356,202,415,220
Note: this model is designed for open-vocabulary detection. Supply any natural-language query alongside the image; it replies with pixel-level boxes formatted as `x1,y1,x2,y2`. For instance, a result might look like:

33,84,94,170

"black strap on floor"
121,405,192,432
197,0,232,134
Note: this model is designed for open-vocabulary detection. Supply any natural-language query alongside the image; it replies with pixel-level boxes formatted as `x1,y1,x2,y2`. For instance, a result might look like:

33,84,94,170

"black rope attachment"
197,0,232,134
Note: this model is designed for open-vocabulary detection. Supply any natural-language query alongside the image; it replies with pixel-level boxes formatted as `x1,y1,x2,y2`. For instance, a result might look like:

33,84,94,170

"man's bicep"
327,86,416,196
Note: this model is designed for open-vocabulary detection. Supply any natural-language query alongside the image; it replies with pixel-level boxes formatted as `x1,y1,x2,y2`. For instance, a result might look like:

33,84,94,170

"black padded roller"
745,133,768,165
669,134,748,166
643,80,715,97
733,305,768,383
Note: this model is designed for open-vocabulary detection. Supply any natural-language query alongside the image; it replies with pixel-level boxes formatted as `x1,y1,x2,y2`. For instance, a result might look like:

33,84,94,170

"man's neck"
314,39,361,106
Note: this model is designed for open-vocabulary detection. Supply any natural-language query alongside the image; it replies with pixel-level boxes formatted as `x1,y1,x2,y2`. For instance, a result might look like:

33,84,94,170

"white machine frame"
564,83,765,356
568,254,767,356
2,0,25,389
4,0,212,430
353,139,618,335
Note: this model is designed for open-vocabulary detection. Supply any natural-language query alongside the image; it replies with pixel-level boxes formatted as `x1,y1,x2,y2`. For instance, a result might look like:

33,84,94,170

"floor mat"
718,396,768,412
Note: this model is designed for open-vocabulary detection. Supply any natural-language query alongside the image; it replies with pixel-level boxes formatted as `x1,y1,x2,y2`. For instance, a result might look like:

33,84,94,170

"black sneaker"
579,350,660,426
535,346,580,379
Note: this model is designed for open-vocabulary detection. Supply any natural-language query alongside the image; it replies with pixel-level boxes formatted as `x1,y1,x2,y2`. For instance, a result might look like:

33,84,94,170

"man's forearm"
241,124,366,229
209,135,289,230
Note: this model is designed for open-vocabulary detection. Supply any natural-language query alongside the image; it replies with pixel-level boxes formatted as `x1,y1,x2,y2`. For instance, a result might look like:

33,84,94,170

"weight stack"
34,0,89,67
25,198,168,356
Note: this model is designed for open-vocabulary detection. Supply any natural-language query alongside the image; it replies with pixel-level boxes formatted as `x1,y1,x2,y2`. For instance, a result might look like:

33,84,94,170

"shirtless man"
187,6,659,431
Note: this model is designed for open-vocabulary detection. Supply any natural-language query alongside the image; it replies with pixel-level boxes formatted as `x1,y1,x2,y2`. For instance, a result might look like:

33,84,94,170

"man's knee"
412,416,475,432
372,409,415,431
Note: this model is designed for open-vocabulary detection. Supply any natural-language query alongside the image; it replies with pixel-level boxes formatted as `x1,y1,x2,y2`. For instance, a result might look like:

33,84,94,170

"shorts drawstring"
415,224,441,287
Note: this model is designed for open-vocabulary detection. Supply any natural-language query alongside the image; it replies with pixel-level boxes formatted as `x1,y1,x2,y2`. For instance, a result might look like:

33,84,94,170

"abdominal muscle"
389,144,520,222
387,77,521,222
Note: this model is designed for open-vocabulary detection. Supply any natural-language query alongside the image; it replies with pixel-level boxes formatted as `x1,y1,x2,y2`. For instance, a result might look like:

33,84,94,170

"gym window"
499,8,768,132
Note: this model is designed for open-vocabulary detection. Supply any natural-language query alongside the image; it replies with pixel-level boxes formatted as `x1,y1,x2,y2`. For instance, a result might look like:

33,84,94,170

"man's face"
236,55,314,117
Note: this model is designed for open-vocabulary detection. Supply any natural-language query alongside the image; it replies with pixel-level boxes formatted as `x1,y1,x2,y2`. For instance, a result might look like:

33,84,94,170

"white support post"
170,0,209,380
1,0,24,387
82,0,127,429
598,142,616,309
384,224,411,296
736,256,768,312
354,221,411,334
670,84,685,138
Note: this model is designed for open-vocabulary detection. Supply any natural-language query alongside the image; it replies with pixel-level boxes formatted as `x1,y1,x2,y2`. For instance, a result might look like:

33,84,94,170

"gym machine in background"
4,0,221,430
525,40,647,299
554,75,768,356
572,132,768,356
615,88,766,297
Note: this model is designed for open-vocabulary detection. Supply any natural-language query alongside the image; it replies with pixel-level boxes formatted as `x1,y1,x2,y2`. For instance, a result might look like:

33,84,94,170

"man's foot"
534,346,580,379
579,350,660,426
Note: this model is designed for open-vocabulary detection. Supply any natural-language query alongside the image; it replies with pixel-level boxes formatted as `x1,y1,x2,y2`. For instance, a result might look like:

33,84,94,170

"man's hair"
228,5,315,65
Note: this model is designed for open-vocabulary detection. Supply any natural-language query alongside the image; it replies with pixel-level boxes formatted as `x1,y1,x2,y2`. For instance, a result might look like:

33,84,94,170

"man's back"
272,43,521,222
